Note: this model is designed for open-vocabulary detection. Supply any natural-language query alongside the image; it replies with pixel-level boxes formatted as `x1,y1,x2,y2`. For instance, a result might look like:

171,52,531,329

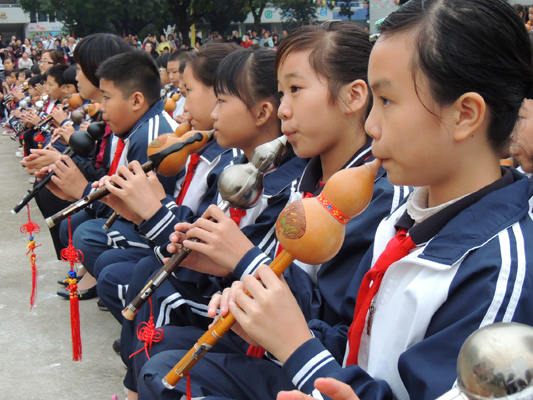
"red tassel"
60,217,84,361
34,132,45,143
67,272,82,361
185,373,192,400
30,254,37,309
20,205,41,310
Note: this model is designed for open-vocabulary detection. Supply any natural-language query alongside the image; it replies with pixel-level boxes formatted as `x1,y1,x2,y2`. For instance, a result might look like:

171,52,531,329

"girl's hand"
54,124,75,144
92,175,145,225
13,87,24,101
35,83,45,96
278,378,361,400
166,223,233,277
21,148,61,173
79,121,90,131
27,112,42,126
102,162,165,223
48,155,88,201
174,113,189,124
207,284,261,347
180,205,254,272
51,107,69,124
229,264,313,363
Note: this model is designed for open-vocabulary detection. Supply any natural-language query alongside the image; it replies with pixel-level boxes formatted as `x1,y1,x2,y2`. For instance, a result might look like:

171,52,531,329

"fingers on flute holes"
208,293,222,317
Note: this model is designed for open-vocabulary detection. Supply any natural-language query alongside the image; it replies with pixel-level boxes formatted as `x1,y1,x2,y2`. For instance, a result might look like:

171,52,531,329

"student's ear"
131,91,145,111
254,101,275,127
342,79,368,115
448,92,486,142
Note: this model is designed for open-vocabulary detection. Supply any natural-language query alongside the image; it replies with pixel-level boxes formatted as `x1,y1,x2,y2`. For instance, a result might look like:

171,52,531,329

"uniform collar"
394,168,529,265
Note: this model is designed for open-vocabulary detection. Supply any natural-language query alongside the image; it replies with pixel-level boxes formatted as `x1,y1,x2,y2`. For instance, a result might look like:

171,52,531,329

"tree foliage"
166,0,212,46
205,0,248,36
272,0,320,27
248,0,267,33
18,0,169,37
338,1,354,20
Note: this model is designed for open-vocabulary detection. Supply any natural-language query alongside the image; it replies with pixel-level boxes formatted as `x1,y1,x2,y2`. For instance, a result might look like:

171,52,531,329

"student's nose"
210,104,219,122
365,104,381,141
277,97,292,121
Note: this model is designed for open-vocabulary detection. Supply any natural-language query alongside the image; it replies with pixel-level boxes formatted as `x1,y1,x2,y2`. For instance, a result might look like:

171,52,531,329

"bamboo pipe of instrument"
102,122,192,232
122,135,289,320
162,158,382,389
45,127,211,229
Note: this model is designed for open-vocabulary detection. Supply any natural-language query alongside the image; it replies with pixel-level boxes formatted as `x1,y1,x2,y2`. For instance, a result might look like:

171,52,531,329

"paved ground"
0,128,126,399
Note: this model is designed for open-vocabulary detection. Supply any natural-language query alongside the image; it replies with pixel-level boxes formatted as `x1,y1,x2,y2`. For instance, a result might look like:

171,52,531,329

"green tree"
18,0,168,37
338,1,354,20
248,0,268,33
206,0,248,36
273,0,320,27
165,0,212,47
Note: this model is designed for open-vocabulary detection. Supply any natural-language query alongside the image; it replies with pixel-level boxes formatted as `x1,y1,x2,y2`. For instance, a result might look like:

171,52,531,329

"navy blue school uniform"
132,141,405,395
139,168,533,400
60,100,179,275
119,145,308,392
96,141,238,321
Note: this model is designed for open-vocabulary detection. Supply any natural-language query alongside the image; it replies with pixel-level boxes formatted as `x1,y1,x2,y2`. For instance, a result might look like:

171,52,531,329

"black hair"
380,0,533,154
8,68,18,77
62,65,78,86
176,50,196,74
43,49,66,65
28,74,43,87
96,50,160,107
168,48,191,63
30,63,40,75
189,42,240,88
16,69,27,78
275,22,373,107
46,64,69,86
73,33,132,88
3,56,15,66
156,53,171,69
215,48,279,114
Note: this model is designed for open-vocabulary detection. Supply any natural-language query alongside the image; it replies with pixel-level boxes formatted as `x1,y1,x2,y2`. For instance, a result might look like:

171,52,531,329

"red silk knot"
316,192,350,225
60,244,84,265
34,132,45,143
20,205,40,310
61,216,84,268
346,228,416,365
229,208,247,227
129,298,164,360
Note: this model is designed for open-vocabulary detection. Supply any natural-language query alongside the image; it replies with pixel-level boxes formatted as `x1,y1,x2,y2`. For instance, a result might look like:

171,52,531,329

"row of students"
8,5,532,399
55,26,402,400
128,1,533,400
108,22,399,400
34,36,181,299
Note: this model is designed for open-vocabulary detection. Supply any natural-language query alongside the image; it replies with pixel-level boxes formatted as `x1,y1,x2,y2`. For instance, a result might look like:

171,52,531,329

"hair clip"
369,34,380,43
